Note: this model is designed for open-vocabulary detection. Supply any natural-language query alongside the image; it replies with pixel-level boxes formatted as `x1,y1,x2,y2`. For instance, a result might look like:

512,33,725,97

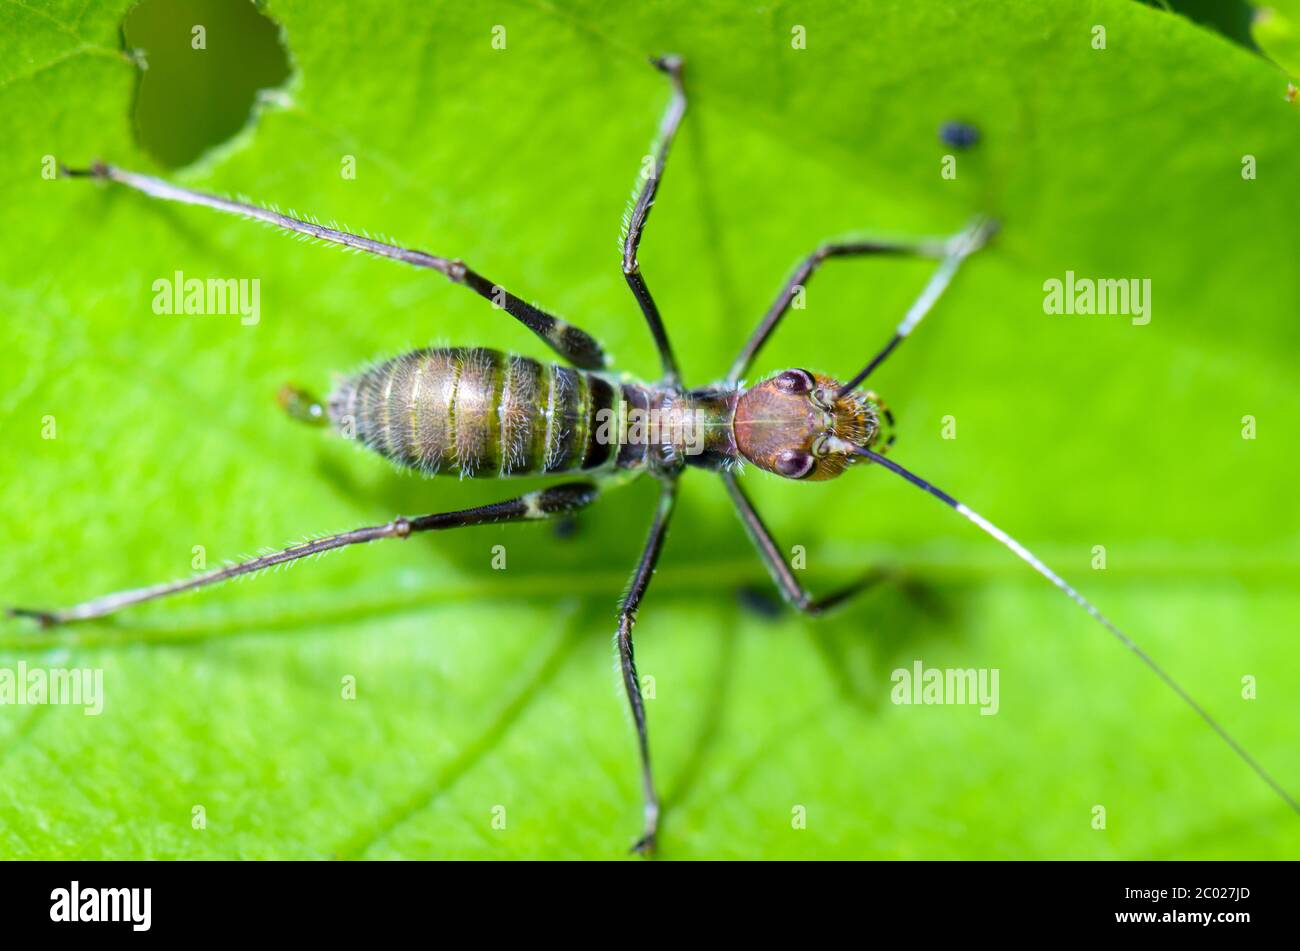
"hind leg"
10,483,599,627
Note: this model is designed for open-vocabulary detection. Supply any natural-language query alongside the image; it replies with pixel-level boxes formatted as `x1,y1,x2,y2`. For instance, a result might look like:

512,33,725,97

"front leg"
728,217,997,386
722,473,887,614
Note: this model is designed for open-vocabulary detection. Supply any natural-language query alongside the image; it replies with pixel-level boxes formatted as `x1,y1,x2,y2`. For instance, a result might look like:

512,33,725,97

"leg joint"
652,53,684,78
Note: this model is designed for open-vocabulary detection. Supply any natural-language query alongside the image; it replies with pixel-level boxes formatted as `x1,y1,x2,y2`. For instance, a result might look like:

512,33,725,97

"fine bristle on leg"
60,161,608,369
620,56,687,384
9,484,599,627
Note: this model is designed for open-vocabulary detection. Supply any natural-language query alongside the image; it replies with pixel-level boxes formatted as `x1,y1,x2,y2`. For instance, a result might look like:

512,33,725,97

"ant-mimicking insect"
14,55,1297,854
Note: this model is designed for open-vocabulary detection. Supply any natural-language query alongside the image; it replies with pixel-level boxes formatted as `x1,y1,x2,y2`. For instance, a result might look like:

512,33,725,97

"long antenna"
851,444,1300,817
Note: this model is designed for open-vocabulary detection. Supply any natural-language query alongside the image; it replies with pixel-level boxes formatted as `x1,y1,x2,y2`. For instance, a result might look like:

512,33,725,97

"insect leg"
722,473,887,614
727,217,998,384
617,478,677,854
59,163,607,370
9,483,599,628
836,217,997,396
621,56,686,385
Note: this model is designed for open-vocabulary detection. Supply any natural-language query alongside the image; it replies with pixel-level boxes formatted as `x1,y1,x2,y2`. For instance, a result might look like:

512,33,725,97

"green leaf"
1253,2,1300,77
2,0,1298,859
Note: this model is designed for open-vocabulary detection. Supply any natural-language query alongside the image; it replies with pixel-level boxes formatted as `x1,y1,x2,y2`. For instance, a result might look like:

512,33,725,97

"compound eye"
774,369,815,394
773,449,816,479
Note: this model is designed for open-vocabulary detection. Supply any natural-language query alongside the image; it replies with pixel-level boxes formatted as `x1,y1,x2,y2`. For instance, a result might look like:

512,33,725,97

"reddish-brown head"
733,369,893,480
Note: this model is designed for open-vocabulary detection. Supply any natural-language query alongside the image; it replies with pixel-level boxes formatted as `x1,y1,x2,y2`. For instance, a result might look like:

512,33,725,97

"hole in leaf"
1137,0,1259,52
124,0,292,169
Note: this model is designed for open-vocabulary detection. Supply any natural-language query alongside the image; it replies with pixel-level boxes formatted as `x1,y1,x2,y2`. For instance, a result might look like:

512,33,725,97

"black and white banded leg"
9,484,599,627
60,162,607,369
723,473,888,615
836,218,997,396
617,478,678,854
728,217,998,386
621,55,687,385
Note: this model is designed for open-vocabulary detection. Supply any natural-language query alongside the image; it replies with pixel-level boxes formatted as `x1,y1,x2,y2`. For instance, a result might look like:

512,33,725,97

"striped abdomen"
328,347,626,478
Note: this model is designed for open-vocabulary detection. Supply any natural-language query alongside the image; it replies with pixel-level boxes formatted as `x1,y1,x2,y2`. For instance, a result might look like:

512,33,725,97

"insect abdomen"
328,347,619,478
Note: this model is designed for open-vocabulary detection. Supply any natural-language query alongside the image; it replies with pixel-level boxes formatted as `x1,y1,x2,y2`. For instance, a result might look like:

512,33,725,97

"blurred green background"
0,0,1297,859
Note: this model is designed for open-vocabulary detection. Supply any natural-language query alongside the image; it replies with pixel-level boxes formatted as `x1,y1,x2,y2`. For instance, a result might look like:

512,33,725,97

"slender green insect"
14,55,1297,853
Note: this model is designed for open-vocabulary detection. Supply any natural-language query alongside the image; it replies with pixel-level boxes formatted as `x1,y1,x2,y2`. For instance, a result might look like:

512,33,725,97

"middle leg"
616,477,678,853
